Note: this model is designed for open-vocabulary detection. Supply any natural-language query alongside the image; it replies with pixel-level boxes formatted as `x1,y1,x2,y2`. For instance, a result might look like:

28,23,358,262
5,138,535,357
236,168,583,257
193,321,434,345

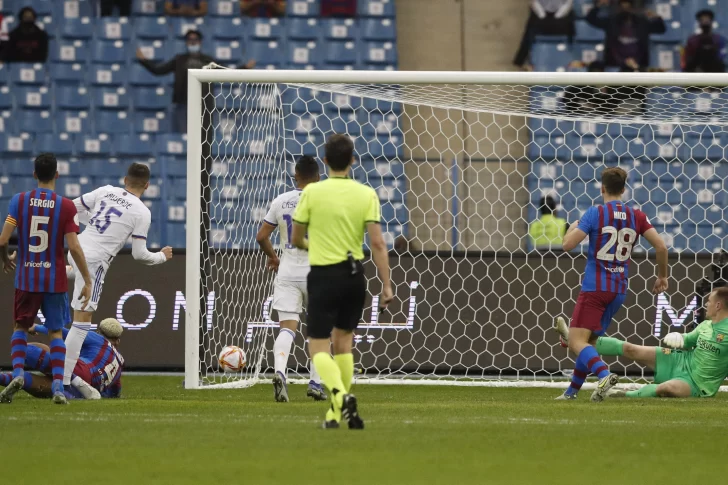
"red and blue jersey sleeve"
633,209,653,235
577,206,599,235
61,198,80,235
6,193,19,227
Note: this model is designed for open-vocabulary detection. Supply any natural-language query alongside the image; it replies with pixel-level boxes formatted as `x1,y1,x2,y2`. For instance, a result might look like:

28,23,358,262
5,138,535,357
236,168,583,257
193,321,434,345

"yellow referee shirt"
293,177,381,266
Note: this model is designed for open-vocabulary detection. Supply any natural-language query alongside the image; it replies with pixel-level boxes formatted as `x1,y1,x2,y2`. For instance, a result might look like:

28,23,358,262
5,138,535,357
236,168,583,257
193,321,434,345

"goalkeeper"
556,287,728,398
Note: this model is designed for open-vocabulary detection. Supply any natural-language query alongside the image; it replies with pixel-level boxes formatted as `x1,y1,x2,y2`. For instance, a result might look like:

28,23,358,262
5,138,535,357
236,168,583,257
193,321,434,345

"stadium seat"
96,18,131,40
209,0,238,16
166,223,187,247
156,134,187,157
212,40,244,64
35,133,75,156
132,0,164,15
324,41,357,64
54,0,94,19
207,17,245,42
133,87,171,111
17,110,53,134
114,134,155,157
288,0,321,16
650,43,681,71
358,0,395,17
0,134,34,155
56,177,95,199
93,87,130,110
288,40,322,67
77,135,113,157
322,18,356,40
0,85,11,109
92,40,127,64
287,17,321,41
134,17,171,40
96,110,132,135
169,17,206,39
361,18,396,41
364,41,397,65
248,40,286,67
20,0,52,16
89,64,128,86
56,110,90,134
86,158,125,177
16,86,51,110
0,64,8,85
249,18,284,40
0,113,13,134
50,40,90,63
531,42,572,72
652,18,684,43
129,63,173,86
134,40,171,63
59,17,94,39
134,111,171,134
574,20,604,42
9,64,46,85
55,85,91,111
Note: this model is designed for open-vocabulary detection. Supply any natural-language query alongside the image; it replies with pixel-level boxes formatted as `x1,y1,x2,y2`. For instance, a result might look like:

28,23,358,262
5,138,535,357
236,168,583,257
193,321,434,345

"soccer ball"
218,346,246,372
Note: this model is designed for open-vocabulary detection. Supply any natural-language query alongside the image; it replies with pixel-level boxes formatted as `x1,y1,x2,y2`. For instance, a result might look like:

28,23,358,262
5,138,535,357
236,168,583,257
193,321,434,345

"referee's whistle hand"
380,285,394,310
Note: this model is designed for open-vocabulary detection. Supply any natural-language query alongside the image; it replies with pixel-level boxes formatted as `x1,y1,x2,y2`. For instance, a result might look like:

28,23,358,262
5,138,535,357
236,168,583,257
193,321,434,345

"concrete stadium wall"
395,0,532,251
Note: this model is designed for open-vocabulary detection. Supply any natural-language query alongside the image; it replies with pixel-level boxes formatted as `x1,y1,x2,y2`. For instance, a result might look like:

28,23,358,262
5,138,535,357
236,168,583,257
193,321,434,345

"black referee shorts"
306,260,366,339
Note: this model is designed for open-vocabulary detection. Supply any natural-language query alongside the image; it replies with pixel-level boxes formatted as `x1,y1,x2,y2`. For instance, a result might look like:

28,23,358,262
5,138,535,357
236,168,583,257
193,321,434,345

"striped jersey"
6,189,79,293
577,200,653,294
78,329,124,397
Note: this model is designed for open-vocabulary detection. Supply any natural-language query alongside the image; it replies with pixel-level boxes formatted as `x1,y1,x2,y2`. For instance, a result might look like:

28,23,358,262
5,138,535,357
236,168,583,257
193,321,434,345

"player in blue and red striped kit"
0,318,124,400
556,167,669,402
0,153,94,404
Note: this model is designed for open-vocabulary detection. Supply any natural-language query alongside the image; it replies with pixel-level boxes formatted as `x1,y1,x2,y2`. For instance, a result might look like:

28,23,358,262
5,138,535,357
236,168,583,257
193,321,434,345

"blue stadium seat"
322,18,356,40
132,0,165,15
574,20,603,42
17,110,53,134
209,0,238,16
369,179,405,203
89,64,128,86
287,0,320,16
288,40,323,67
20,0,53,16
134,40,171,63
134,111,171,134
92,40,127,64
361,18,396,41
249,40,286,67
169,17,206,39
249,18,284,40
166,223,187,247
129,63,173,86
364,41,397,65
0,86,12,109
115,134,155,157
531,42,572,71
134,17,171,40
650,43,681,71
0,113,13,134
0,64,8,85
211,40,244,64
652,18,685,43
56,177,95,200
287,17,321,41
86,158,126,177
77,135,113,157
16,86,51,109
284,112,325,136
55,85,91,110
93,87,130,110
56,110,90,134
50,40,90,63
357,134,403,159
684,92,728,116
156,134,187,157
358,0,395,17
35,133,75,157
207,17,245,41
54,0,94,19
133,87,171,111
9,64,46,85
324,41,357,64
96,110,132,135
60,17,94,39
96,18,132,40
0,134,34,156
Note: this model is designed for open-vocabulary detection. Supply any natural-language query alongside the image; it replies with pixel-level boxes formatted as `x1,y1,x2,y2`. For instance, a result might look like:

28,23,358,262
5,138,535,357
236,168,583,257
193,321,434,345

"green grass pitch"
2,376,727,485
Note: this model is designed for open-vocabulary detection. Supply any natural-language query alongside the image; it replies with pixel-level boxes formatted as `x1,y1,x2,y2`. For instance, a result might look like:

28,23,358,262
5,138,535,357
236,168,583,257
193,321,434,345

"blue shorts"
570,291,626,337
14,290,70,331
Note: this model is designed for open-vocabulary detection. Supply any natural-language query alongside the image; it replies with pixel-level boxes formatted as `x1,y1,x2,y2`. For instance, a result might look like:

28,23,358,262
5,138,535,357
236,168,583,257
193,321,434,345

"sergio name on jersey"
264,189,309,281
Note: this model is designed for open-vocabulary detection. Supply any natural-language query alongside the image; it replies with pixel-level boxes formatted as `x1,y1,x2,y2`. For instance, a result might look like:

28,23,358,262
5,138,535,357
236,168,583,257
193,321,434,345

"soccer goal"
184,70,728,390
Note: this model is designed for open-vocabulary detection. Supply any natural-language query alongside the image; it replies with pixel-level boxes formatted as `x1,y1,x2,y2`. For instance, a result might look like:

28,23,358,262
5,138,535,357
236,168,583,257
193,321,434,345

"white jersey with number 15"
264,189,309,282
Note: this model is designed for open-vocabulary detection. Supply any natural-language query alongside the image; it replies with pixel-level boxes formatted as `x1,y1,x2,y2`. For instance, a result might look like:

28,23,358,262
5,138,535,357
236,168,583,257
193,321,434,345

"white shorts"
272,278,307,322
69,255,109,313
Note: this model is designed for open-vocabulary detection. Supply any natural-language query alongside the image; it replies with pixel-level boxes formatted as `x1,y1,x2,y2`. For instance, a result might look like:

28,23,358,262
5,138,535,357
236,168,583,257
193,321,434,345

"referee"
292,134,394,429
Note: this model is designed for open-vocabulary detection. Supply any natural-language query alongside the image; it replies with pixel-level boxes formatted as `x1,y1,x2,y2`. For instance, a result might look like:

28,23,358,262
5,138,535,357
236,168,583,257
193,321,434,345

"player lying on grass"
0,318,124,401
554,287,728,398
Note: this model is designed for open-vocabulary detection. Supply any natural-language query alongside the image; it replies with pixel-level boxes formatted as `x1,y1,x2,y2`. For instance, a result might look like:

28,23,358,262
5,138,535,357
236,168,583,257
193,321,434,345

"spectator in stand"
100,0,132,16
514,0,575,70
529,196,568,251
137,30,255,133
683,10,727,73
587,0,665,71
321,0,357,17
165,0,208,17
240,0,286,17
0,7,48,63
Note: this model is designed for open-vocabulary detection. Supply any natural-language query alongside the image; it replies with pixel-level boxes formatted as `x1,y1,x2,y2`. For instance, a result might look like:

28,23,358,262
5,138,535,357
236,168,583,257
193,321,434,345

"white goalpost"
184,70,728,390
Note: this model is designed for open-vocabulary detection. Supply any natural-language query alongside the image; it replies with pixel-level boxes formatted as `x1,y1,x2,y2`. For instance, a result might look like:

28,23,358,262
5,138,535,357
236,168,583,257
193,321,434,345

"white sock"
71,375,101,400
63,322,91,386
273,328,295,378
309,358,321,385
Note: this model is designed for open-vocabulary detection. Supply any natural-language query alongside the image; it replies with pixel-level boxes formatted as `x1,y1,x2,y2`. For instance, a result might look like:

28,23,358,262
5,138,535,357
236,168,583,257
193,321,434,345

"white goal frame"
184,70,728,390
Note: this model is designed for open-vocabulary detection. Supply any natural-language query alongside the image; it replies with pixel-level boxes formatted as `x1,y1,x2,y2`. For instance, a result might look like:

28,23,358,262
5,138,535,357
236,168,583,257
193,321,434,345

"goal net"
184,70,728,390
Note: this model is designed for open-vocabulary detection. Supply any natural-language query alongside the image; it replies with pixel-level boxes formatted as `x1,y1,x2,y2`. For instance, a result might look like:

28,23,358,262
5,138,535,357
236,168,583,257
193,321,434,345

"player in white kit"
63,163,172,388
256,156,326,402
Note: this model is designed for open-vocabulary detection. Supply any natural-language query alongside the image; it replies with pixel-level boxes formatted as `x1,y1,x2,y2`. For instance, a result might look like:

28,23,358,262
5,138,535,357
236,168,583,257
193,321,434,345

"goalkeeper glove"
662,332,684,349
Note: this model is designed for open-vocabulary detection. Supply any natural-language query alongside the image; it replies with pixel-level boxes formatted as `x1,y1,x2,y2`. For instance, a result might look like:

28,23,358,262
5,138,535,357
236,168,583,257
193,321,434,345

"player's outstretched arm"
0,222,16,274
367,222,394,310
642,228,669,294
561,225,587,252
255,222,279,272
131,238,171,265
66,232,93,309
